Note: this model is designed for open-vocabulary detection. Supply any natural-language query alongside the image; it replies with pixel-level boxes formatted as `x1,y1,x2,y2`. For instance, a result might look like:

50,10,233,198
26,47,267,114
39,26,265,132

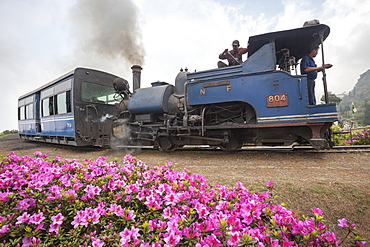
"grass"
0,130,18,138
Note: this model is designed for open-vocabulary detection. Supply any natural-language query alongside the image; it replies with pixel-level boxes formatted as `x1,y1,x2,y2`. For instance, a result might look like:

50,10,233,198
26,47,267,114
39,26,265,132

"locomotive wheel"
157,136,178,151
220,134,242,151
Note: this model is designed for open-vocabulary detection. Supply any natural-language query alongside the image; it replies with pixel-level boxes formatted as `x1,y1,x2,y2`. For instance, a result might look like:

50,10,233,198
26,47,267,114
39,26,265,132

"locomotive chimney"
131,65,142,92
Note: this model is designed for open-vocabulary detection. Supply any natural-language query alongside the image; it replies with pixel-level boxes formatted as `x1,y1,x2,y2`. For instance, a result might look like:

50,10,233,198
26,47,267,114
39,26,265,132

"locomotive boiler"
111,23,337,151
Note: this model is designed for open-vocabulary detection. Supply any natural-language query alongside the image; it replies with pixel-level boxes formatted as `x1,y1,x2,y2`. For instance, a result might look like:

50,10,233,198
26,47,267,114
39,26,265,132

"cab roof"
247,24,330,63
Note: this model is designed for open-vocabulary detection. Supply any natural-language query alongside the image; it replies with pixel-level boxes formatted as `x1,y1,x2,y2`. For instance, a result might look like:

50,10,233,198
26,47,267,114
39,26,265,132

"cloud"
321,0,370,93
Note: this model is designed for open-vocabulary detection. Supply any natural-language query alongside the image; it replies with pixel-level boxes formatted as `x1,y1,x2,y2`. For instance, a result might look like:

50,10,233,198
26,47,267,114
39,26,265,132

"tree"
364,99,370,125
320,91,342,104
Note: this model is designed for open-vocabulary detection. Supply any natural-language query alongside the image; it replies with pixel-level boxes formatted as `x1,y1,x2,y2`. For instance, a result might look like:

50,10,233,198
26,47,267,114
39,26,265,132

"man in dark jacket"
218,40,248,68
300,46,333,105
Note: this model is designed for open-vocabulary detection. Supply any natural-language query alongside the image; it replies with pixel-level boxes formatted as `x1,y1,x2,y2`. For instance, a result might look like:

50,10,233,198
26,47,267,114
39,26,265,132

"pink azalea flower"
200,234,222,247
270,239,280,247
321,231,337,244
49,185,62,193
16,212,30,225
49,223,60,234
73,181,84,191
125,209,136,220
91,212,101,225
22,237,40,247
51,213,64,225
356,241,367,246
125,184,139,193
29,212,45,225
0,224,10,233
35,223,46,232
282,241,295,247
64,189,78,198
91,237,105,247
71,210,89,228
119,228,132,244
130,226,140,240
108,203,125,216
227,231,240,246
311,207,324,216
266,181,275,188
84,185,102,199
0,192,13,202
337,218,349,228
183,227,198,239
16,198,36,210
151,242,162,247
163,231,181,246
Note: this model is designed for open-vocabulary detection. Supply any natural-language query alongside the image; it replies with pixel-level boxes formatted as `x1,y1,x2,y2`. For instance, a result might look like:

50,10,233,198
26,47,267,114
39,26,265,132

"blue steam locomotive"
18,23,337,150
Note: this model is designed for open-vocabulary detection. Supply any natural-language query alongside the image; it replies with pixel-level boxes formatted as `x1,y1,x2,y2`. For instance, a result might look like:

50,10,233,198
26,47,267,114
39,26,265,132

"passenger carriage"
18,68,121,147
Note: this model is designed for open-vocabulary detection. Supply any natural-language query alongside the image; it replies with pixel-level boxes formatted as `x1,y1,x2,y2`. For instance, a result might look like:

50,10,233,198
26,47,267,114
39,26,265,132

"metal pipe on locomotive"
111,23,337,151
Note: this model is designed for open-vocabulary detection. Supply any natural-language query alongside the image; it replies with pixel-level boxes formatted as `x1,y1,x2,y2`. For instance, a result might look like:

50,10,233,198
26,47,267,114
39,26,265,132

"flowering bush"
350,128,370,145
331,125,351,146
0,152,366,246
331,126,370,146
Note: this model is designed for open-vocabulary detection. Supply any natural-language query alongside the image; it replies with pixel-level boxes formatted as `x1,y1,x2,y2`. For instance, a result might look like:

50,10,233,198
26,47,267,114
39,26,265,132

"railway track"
294,145,370,153
241,145,370,153
114,144,370,153
3,134,369,154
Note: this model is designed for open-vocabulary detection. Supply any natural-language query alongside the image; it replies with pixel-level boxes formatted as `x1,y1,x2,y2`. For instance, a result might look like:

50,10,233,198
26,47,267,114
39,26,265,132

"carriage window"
81,81,121,105
18,106,25,120
42,96,54,117
56,91,71,115
26,103,34,119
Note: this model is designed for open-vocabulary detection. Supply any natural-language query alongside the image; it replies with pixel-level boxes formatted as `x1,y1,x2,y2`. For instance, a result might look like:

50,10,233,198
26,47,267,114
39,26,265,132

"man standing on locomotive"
218,40,248,68
301,46,333,105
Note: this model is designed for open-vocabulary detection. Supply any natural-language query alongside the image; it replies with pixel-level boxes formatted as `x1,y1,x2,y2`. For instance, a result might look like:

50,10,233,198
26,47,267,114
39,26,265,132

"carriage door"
80,81,107,144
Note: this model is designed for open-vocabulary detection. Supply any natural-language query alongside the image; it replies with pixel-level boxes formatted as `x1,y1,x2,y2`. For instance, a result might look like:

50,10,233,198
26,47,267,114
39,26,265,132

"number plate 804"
266,94,288,107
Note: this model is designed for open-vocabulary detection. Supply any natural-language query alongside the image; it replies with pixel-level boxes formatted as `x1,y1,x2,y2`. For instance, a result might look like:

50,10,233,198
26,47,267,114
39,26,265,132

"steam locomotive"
18,23,337,150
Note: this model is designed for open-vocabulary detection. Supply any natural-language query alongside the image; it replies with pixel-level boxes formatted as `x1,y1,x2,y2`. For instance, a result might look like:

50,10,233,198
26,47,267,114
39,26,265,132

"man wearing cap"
300,46,333,105
218,40,248,67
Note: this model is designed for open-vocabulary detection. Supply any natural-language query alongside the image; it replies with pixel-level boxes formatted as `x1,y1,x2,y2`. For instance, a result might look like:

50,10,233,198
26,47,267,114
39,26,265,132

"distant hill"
338,69,370,125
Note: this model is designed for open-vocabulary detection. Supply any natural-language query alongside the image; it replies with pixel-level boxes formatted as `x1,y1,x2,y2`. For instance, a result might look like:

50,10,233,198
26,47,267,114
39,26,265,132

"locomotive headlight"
177,102,184,111
189,115,202,123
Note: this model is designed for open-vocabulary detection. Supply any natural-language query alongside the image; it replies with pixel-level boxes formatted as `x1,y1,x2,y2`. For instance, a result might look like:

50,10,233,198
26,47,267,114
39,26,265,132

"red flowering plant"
0,152,366,246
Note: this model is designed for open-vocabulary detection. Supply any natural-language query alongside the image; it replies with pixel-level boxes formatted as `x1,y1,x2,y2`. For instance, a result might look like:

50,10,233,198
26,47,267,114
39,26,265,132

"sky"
0,0,370,132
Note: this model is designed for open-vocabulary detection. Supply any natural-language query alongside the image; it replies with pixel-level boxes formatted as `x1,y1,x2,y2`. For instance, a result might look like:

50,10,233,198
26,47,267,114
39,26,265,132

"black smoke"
71,0,145,66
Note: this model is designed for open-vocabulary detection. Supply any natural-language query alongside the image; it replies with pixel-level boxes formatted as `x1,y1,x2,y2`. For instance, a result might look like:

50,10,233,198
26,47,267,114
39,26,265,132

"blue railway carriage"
18,68,121,147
